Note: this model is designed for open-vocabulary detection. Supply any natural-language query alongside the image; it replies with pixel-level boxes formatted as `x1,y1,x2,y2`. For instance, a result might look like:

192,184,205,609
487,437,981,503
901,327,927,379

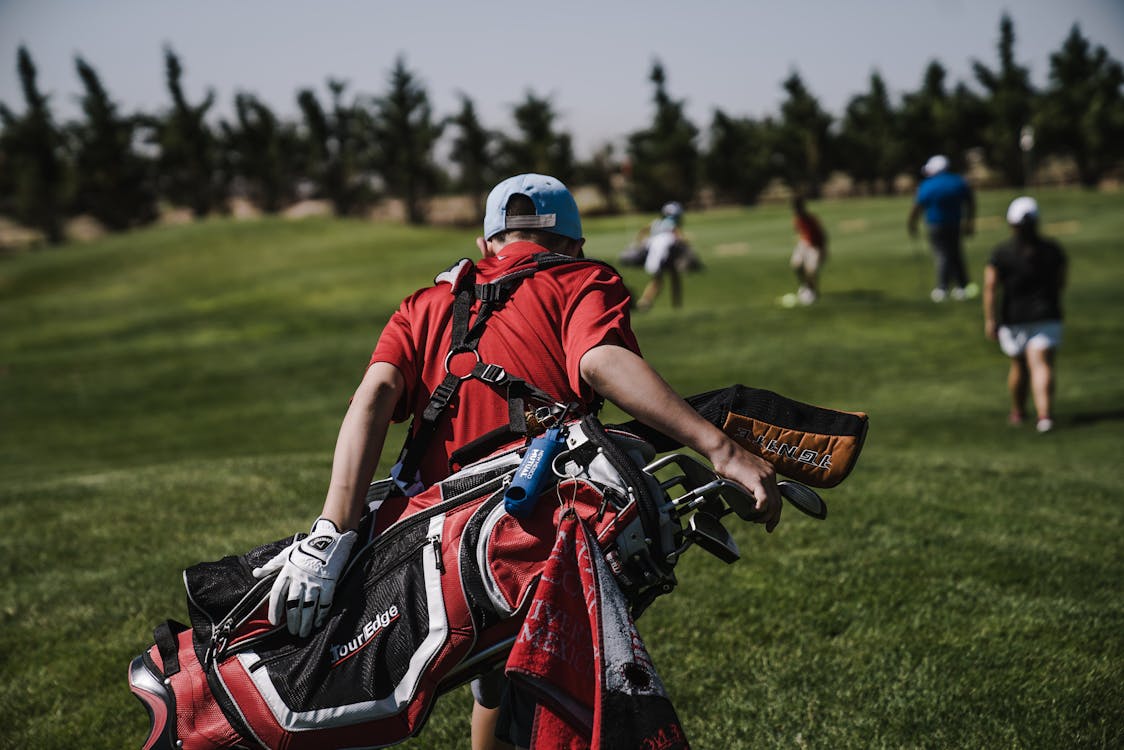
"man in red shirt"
788,196,828,306
255,173,782,749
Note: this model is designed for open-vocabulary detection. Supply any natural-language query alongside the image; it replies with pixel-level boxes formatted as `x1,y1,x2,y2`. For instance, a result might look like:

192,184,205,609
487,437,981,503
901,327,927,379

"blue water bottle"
503,427,566,518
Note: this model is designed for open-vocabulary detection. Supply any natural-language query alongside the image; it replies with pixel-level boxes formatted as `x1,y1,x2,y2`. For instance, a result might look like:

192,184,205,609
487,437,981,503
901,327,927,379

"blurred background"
3,3,1124,749
1,0,1122,246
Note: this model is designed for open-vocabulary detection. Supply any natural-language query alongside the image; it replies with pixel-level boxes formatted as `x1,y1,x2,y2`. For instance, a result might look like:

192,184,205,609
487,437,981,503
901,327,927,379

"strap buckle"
475,362,508,385
428,377,459,409
475,283,504,303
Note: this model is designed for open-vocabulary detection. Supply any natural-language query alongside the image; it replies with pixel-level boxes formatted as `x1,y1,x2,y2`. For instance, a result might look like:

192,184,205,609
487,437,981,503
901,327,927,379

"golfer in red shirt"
257,173,782,749
790,196,828,305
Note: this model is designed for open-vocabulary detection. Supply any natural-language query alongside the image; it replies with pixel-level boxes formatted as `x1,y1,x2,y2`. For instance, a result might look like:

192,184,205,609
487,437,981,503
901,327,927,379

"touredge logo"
734,427,833,469
330,605,400,666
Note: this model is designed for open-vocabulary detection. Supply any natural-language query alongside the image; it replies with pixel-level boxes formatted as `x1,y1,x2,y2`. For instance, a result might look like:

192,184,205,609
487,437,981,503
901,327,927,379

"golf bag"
129,415,692,750
128,386,867,750
618,239,704,273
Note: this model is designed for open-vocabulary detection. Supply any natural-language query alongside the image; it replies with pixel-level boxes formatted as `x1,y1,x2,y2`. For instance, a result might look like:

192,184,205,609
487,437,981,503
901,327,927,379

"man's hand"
252,518,357,637
580,345,783,533
709,443,783,533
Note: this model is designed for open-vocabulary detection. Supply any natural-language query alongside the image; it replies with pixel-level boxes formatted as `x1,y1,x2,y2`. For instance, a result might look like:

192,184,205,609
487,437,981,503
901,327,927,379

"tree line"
1,13,1122,246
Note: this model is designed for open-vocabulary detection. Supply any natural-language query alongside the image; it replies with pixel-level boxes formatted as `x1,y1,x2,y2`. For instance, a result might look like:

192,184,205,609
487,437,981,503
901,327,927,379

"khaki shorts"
790,240,824,275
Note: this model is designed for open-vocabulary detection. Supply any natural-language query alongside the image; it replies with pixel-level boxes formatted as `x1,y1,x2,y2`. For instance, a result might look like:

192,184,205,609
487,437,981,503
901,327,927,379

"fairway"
1,187,1122,749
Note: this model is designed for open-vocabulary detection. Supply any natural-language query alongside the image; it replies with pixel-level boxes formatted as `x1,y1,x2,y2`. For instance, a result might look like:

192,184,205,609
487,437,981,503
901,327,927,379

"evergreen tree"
946,82,989,168
371,57,444,225
702,109,773,205
774,71,833,197
0,46,66,243
898,61,985,174
838,72,901,194
898,61,951,170
1035,24,1124,187
296,80,374,216
150,47,225,217
499,91,575,184
447,93,498,222
221,92,297,213
972,13,1036,185
574,142,621,215
627,61,699,211
70,56,156,229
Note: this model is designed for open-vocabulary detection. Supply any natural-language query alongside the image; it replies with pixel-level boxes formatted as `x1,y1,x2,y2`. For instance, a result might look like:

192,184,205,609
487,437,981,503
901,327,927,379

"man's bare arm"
983,264,999,340
580,344,781,531
907,203,923,237
320,362,404,531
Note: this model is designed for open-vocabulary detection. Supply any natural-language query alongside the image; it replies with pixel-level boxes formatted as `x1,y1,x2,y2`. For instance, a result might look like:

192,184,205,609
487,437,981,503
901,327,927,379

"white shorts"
790,240,823,274
644,232,678,275
998,320,1063,358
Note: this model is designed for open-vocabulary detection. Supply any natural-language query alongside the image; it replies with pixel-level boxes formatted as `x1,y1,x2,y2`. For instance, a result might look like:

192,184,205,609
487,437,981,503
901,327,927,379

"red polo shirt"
795,213,826,249
370,242,640,486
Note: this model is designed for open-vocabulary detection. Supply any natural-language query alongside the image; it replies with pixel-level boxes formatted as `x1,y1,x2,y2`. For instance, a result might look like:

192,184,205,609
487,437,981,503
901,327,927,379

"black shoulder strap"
392,253,612,492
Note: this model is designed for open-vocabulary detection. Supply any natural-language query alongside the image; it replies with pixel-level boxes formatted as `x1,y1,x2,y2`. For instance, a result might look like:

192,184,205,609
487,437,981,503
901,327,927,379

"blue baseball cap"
483,173,582,241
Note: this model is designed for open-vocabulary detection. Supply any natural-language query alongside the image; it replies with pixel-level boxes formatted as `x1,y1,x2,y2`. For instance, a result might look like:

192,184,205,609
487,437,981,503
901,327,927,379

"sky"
2,0,1123,158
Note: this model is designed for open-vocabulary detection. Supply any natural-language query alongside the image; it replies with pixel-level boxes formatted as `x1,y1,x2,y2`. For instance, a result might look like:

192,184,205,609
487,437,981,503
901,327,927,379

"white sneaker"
797,286,816,305
930,288,948,303
951,287,967,301
1036,418,1054,433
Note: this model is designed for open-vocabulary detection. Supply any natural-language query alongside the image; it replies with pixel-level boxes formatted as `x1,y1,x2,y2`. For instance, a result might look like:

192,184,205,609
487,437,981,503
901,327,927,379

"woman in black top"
983,196,1068,433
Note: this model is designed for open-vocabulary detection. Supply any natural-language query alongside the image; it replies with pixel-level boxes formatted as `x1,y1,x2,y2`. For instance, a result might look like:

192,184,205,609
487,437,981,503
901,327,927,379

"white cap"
922,155,949,177
661,201,684,218
1006,196,1039,225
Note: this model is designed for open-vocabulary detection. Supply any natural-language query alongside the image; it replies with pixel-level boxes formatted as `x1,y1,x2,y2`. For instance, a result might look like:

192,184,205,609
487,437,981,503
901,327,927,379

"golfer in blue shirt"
908,155,977,302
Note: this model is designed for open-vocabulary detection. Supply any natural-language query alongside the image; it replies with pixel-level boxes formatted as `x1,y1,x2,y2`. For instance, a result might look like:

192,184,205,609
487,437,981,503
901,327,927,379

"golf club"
644,453,829,522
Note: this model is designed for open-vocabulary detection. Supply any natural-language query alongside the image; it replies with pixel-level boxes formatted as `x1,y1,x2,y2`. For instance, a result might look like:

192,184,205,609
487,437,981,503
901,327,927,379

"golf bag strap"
579,415,662,548
394,278,479,488
395,253,608,488
154,619,187,676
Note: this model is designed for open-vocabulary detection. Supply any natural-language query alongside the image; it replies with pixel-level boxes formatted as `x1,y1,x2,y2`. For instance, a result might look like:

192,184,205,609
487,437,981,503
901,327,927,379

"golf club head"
692,478,759,521
644,453,757,520
685,512,740,564
778,481,828,520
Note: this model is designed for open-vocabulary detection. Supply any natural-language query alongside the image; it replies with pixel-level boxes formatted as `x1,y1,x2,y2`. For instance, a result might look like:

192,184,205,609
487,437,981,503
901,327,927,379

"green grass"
2,187,1122,749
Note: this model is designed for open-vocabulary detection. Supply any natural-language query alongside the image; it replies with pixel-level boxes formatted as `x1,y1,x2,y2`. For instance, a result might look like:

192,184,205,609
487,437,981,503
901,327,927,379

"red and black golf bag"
129,415,689,749
128,386,867,750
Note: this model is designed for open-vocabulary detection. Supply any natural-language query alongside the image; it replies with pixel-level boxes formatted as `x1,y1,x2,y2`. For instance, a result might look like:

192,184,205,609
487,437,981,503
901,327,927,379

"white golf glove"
252,518,358,638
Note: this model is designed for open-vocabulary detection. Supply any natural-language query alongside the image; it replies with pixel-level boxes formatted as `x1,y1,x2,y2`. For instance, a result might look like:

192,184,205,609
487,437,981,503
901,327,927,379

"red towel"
506,510,690,749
